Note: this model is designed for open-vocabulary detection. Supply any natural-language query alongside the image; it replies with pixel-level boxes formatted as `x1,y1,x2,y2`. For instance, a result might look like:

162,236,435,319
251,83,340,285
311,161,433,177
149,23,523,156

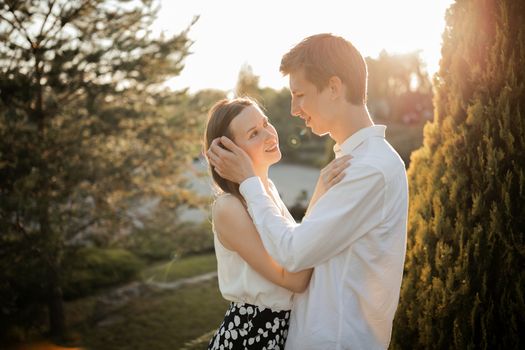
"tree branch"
6,3,35,49
37,0,56,44
65,216,100,240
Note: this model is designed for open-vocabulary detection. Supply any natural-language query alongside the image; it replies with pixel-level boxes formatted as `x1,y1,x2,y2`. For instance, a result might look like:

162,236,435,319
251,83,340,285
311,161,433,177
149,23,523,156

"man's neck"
330,104,374,145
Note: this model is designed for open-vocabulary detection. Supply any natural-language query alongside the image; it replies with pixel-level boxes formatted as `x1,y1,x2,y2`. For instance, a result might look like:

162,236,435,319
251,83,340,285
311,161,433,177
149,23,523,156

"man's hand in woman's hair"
207,136,256,184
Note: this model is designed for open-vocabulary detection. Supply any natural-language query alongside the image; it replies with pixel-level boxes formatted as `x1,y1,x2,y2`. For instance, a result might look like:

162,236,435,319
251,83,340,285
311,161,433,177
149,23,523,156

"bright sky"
153,0,454,93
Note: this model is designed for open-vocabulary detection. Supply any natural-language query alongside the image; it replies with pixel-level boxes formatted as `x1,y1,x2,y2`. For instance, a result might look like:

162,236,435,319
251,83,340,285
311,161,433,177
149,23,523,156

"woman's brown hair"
203,97,256,205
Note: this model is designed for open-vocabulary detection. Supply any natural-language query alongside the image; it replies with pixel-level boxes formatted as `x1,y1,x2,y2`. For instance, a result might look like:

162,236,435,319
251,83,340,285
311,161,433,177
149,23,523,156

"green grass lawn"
64,253,227,350
78,280,228,350
140,254,218,283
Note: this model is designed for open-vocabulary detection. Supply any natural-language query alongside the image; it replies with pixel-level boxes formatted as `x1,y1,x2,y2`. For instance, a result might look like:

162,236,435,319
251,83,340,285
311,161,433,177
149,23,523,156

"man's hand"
206,136,256,184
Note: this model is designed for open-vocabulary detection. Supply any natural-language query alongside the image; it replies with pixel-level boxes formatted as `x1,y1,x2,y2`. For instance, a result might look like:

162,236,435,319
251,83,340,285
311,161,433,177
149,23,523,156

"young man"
207,33,408,350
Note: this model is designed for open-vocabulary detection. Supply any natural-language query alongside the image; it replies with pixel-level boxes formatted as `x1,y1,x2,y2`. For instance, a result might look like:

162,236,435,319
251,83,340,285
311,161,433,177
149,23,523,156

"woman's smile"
265,143,279,153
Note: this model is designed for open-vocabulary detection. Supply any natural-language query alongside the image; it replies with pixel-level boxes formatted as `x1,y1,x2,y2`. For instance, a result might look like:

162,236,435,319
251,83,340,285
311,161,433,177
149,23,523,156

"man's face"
289,69,332,136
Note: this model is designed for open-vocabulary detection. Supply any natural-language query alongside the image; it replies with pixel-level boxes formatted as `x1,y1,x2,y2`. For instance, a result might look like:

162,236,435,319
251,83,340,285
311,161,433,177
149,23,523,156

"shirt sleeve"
239,164,385,272
269,180,298,225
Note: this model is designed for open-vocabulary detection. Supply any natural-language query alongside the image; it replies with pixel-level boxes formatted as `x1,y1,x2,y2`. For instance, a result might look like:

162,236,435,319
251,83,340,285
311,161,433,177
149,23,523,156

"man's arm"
240,164,385,272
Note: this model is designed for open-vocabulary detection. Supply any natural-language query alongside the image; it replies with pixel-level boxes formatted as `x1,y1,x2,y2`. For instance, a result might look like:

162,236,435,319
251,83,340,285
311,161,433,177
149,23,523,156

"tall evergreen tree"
0,0,198,340
392,0,525,348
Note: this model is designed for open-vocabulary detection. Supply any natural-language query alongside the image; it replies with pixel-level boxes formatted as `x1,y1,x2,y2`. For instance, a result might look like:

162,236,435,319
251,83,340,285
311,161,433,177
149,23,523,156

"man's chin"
311,128,329,137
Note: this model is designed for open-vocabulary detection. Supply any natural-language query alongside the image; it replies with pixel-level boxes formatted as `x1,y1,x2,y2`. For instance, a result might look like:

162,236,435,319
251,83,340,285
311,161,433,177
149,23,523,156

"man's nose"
290,98,301,117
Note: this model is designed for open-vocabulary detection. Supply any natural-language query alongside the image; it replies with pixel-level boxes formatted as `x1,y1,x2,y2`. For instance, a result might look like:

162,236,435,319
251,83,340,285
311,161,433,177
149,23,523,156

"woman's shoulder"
212,194,251,246
213,194,246,222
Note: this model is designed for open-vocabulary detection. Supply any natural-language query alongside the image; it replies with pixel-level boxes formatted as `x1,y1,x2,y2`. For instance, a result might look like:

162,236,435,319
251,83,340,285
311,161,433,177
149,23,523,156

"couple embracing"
204,33,408,350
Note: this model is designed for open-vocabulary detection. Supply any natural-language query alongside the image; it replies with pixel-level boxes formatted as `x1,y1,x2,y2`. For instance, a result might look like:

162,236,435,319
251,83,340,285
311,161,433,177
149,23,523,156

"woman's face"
229,104,281,169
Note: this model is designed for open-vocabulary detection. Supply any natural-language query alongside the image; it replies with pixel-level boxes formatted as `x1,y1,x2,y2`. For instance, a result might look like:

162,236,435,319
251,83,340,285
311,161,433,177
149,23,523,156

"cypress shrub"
392,0,525,348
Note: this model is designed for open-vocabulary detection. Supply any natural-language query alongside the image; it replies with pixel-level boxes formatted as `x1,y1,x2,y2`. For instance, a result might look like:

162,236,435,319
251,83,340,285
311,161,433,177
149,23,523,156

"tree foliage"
235,63,261,100
367,51,433,123
392,0,525,348
0,0,199,340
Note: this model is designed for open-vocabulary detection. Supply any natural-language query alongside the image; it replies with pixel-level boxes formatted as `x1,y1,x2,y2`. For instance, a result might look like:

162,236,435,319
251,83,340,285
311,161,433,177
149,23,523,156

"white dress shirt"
239,125,408,350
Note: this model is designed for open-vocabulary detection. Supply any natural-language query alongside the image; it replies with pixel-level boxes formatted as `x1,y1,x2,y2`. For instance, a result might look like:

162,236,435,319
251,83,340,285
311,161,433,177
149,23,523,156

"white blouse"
212,181,296,311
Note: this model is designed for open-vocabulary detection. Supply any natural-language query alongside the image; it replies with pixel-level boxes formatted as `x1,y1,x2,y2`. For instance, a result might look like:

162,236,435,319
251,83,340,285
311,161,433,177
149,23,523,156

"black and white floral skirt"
208,301,291,350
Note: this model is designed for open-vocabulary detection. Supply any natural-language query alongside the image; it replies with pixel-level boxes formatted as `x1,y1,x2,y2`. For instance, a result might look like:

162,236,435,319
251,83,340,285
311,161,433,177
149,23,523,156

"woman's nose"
264,128,276,140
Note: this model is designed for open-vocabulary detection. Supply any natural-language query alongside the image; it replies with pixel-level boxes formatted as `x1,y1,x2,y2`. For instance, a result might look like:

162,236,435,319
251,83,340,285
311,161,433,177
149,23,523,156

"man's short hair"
280,33,368,105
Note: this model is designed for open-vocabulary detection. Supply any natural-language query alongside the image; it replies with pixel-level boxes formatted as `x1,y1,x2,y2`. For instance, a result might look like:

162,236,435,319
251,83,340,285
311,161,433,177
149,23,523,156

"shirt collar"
333,125,387,157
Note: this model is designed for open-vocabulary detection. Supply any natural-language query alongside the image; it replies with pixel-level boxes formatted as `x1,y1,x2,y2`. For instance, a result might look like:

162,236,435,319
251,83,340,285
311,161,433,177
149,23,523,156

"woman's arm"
305,154,353,217
213,195,312,293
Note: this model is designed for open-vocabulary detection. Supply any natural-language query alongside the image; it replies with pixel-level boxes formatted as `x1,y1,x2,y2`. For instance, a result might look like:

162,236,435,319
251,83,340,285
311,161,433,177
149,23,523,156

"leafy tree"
0,0,199,340
235,63,260,100
392,0,525,348
367,51,433,123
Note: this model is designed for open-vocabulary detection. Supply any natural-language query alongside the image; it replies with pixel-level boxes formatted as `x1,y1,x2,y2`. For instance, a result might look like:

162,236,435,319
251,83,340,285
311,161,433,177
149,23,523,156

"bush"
172,221,214,257
392,0,525,348
126,221,214,262
125,227,180,262
62,247,144,300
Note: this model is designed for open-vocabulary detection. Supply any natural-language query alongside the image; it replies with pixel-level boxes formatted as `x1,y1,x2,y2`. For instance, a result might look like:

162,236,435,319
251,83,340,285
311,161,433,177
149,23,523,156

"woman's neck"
254,166,271,195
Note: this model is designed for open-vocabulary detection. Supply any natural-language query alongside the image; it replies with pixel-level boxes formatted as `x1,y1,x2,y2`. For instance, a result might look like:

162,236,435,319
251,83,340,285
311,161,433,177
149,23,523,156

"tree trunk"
40,196,66,340
48,263,66,340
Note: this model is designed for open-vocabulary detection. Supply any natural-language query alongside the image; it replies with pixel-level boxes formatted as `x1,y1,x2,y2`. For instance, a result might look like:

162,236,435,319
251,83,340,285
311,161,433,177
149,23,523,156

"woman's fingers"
317,154,354,191
325,157,352,187
324,168,346,190
335,160,351,173
326,160,349,178
329,170,346,186
335,155,353,167
323,155,352,172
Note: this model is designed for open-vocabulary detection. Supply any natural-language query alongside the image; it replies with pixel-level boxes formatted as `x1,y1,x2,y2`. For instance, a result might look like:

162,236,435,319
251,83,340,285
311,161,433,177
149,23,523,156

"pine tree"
392,0,525,348
0,0,199,340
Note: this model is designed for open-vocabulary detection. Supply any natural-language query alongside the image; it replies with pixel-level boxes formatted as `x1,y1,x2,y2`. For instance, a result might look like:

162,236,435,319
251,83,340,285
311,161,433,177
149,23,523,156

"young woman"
204,97,350,349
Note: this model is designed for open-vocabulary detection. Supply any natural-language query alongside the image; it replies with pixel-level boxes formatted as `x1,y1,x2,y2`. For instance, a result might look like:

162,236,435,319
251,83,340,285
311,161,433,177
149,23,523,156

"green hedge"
63,247,144,300
126,221,214,262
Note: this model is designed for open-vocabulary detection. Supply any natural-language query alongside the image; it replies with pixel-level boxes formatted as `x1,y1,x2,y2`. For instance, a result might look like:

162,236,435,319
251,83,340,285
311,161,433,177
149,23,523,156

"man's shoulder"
353,140,405,178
